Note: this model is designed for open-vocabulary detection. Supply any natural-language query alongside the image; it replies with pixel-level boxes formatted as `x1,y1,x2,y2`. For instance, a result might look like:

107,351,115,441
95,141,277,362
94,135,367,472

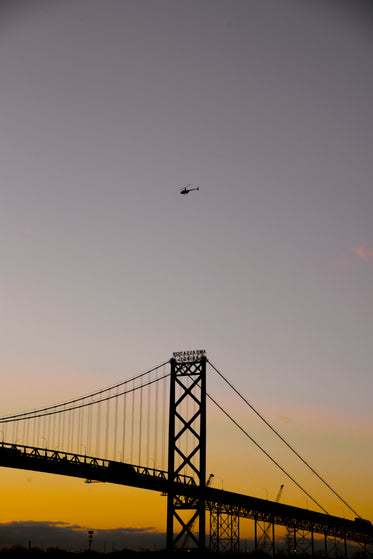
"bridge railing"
0,441,196,490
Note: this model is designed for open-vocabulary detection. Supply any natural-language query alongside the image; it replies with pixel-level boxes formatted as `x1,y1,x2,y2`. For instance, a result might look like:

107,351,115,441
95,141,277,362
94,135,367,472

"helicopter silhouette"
179,184,200,195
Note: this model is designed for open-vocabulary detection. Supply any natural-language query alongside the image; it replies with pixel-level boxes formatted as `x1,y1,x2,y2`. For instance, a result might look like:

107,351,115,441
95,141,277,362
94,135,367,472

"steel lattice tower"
167,351,207,551
210,504,240,553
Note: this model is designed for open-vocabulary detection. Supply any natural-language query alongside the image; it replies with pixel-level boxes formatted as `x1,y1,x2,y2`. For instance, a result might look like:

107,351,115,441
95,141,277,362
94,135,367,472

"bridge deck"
0,442,194,492
204,487,373,545
0,442,371,546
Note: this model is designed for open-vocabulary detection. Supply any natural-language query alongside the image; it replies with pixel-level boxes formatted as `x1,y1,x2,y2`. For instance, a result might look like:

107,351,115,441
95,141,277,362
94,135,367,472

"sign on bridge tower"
167,350,207,551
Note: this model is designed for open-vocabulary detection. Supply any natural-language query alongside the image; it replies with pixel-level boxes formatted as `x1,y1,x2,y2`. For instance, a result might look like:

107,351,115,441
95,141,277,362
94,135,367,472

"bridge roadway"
0,442,372,547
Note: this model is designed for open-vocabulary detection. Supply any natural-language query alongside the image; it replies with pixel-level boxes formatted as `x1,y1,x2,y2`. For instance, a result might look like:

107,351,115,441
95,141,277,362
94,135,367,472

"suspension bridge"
0,350,372,555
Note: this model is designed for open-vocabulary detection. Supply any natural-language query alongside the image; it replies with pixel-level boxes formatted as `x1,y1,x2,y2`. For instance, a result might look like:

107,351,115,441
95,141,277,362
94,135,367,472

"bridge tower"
167,350,207,551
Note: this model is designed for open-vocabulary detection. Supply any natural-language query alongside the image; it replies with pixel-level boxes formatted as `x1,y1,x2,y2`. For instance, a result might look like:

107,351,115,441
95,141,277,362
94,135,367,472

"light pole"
88,530,93,552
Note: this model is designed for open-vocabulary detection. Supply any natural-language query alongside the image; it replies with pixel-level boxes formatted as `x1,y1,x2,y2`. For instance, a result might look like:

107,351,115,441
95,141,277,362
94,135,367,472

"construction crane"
262,485,285,542
276,484,284,502
206,473,214,487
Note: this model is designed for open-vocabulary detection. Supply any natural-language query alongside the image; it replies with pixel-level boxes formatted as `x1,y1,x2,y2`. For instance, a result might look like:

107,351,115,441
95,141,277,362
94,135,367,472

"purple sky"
0,0,372,539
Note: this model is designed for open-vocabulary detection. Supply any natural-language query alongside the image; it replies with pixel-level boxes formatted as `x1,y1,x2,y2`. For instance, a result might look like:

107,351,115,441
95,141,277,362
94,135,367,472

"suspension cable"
0,361,170,422
207,391,329,514
208,359,360,518
0,373,170,424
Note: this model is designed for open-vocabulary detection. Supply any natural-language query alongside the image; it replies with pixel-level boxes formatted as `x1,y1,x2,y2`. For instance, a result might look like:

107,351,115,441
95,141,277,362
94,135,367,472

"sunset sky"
0,0,372,551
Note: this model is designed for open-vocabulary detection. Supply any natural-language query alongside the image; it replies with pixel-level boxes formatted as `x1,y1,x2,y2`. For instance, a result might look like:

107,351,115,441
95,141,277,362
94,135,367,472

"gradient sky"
0,0,372,549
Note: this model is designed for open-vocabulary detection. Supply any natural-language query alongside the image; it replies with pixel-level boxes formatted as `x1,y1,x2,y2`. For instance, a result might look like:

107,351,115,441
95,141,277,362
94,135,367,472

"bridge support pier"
325,534,348,558
209,505,240,553
255,518,276,556
167,352,206,551
287,526,314,557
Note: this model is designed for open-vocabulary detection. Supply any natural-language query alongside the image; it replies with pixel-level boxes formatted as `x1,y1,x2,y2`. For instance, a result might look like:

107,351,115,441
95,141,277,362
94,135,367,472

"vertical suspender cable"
65,410,69,452
67,409,74,452
22,418,27,447
87,397,92,455
47,410,51,448
58,406,63,451
113,388,118,461
77,406,81,454
51,410,55,450
81,402,85,454
12,419,17,445
139,379,143,465
122,391,126,463
105,392,110,459
42,414,46,448
154,367,159,468
36,414,41,447
11,419,15,444
131,381,135,463
162,365,167,469
146,380,151,466
57,409,61,450
26,418,30,447
96,401,101,457
72,409,76,453
66,408,70,452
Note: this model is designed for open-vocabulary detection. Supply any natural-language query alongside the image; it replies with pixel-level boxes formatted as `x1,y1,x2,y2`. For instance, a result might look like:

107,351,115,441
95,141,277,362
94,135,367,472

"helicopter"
179,184,200,195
